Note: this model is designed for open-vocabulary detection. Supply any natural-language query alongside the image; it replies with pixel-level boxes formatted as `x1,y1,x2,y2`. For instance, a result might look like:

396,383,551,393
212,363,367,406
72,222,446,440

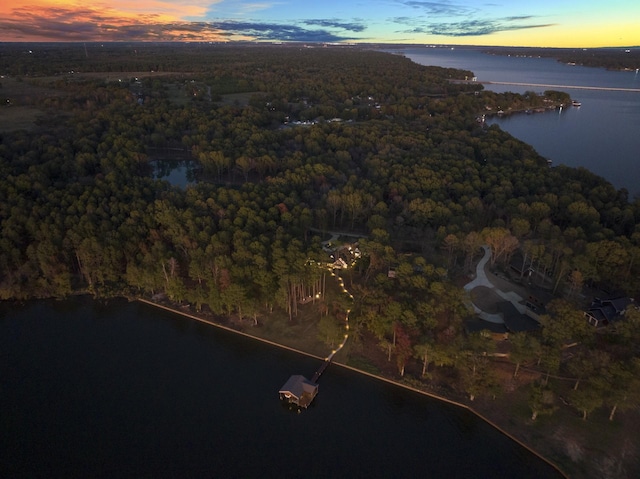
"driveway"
464,246,527,324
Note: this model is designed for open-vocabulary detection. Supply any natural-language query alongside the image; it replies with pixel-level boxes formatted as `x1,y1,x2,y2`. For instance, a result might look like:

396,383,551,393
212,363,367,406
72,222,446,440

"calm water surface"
154,160,195,188
399,47,640,196
1,298,562,478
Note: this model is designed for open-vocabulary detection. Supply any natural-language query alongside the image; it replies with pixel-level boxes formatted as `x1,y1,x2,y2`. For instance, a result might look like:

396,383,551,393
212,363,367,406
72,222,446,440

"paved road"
463,246,527,324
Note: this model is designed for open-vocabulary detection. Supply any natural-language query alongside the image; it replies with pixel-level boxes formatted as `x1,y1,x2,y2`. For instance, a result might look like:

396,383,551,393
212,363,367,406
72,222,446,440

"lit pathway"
327,271,352,361
463,246,526,324
310,270,352,383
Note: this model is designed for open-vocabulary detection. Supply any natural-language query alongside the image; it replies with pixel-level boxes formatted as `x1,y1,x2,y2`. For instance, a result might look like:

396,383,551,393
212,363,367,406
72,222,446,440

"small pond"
153,160,197,188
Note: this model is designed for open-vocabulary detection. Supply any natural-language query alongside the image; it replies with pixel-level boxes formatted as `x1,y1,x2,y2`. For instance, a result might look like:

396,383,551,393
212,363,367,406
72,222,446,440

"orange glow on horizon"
0,0,211,19
0,1,236,42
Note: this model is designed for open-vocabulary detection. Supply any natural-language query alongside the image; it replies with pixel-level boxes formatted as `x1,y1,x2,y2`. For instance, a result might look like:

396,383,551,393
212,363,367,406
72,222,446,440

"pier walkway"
279,271,353,408
311,358,331,383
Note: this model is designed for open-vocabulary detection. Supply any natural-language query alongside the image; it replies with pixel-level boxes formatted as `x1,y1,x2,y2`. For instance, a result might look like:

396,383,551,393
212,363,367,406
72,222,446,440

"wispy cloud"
394,13,554,37
399,1,472,17
428,20,554,37
504,15,536,22
227,2,281,15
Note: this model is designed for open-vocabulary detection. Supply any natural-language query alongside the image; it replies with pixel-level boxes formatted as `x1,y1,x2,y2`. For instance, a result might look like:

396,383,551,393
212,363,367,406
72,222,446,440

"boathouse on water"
279,375,318,408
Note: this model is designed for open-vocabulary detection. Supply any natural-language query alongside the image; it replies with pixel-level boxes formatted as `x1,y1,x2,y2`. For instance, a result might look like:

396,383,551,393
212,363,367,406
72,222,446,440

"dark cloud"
504,15,536,21
303,19,366,32
208,21,361,42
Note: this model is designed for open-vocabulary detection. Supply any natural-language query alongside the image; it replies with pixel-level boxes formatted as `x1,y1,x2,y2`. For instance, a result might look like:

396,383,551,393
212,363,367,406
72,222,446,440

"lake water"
0,298,562,478
399,47,640,197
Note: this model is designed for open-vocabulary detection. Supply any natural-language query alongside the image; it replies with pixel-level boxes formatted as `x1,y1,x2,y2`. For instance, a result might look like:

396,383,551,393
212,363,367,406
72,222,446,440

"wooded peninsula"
1,43,639,478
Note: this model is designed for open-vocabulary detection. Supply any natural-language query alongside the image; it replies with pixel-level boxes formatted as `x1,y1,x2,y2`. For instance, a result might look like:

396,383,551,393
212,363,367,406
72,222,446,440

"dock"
278,271,353,409
311,358,331,383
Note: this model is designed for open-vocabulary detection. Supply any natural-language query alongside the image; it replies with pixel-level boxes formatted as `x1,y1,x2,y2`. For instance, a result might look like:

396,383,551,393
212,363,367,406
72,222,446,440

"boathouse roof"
279,375,318,408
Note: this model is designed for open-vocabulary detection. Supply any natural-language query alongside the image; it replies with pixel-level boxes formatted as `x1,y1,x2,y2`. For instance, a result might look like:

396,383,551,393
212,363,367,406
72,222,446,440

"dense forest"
2,44,640,475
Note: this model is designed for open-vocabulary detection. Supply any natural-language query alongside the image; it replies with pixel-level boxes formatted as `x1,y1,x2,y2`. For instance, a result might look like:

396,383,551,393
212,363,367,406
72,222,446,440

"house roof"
587,297,635,324
604,297,634,313
279,375,318,400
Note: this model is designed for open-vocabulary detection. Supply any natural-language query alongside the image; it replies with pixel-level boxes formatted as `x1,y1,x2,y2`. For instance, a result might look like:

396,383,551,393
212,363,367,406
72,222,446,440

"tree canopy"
1,45,640,423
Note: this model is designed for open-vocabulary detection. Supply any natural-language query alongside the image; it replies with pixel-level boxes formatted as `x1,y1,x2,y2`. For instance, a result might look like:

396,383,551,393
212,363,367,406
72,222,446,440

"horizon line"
1,41,639,50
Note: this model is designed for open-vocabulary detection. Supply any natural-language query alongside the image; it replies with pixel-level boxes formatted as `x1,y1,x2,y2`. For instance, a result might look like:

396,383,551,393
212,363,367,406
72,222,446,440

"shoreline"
137,297,568,478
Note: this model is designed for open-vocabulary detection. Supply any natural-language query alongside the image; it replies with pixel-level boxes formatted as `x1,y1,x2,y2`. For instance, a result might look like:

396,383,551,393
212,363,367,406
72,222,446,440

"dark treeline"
482,46,640,71
1,45,640,435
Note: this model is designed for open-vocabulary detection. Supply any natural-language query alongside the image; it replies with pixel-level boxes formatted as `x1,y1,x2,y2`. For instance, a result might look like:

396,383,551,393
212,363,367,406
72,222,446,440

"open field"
1,76,58,131
1,71,184,131
1,71,263,129
0,106,43,132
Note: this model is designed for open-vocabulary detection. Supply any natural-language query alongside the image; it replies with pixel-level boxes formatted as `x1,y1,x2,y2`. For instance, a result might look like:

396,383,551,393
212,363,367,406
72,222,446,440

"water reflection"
153,160,197,188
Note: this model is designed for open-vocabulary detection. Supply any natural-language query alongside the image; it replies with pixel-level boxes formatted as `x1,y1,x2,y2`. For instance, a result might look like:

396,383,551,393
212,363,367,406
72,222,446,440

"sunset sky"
1,1,638,47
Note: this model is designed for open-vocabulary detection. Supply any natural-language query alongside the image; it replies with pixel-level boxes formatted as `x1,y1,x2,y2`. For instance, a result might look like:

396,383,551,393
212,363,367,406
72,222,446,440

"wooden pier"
279,270,352,410
311,357,331,383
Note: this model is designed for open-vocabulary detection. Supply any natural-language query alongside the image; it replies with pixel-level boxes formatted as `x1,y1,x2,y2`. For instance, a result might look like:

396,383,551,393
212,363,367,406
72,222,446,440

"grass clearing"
218,91,263,107
1,76,63,131
247,302,329,358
